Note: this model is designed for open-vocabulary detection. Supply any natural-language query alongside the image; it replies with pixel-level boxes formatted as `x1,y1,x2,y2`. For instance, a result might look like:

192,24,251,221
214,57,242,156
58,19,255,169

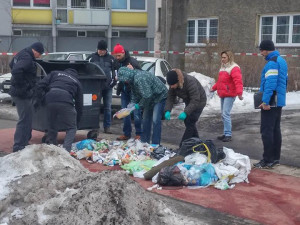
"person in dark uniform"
112,43,143,140
9,42,44,152
87,40,117,135
34,68,83,151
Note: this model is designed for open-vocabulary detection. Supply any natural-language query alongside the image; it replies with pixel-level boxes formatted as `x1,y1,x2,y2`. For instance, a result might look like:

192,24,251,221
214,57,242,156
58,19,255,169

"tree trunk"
161,0,189,70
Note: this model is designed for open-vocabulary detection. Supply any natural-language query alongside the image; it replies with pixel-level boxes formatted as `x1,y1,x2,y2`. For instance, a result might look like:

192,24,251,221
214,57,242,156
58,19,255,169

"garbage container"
32,59,106,138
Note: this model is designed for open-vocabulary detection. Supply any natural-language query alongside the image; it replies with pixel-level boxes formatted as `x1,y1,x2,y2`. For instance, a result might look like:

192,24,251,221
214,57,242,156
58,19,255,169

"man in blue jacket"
254,40,288,169
9,42,44,152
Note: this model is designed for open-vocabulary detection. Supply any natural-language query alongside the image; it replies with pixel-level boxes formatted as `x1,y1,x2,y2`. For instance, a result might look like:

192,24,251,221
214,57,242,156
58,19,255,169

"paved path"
1,128,300,225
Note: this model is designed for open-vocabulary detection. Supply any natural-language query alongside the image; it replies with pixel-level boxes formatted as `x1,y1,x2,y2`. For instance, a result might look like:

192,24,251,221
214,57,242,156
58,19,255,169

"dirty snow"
0,145,204,225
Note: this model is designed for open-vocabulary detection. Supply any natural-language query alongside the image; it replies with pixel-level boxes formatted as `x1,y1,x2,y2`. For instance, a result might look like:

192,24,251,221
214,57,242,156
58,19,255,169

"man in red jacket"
210,50,243,142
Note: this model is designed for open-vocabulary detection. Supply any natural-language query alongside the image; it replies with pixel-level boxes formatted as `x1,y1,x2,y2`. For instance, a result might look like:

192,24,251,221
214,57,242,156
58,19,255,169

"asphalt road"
1,102,299,167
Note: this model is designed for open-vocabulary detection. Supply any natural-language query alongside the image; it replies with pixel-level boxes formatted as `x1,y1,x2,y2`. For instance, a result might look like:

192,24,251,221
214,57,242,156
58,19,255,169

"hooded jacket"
115,51,141,95
165,72,207,116
211,62,243,98
9,47,37,98
260,50,288,107
117,67,168,109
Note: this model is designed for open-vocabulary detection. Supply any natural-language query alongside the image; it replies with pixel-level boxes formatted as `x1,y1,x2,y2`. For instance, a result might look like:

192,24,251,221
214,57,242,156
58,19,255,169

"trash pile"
71,137,251,190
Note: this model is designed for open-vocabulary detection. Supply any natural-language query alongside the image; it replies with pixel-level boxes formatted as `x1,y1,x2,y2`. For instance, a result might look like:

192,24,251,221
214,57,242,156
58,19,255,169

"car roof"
46,51,93,55
134,56,162,63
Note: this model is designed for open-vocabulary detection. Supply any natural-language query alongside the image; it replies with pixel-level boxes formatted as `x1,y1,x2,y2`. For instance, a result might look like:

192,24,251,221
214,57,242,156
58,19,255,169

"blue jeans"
142,99,166,145
101,88,112,128
220,97,236,137
121,90,142,137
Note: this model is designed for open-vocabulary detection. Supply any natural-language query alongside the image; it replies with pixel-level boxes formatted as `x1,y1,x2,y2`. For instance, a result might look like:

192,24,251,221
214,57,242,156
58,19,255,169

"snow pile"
0,144,201,225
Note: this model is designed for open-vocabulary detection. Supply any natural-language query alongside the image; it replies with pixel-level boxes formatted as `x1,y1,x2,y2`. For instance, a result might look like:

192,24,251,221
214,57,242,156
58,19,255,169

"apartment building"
0,0,155,52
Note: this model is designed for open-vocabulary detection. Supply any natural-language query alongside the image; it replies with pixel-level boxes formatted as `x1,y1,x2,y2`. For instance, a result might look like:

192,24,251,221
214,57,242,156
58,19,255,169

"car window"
160,61,169,77
164,60,172,71
138,61,155,75
42,54,68,60
67,54,83,60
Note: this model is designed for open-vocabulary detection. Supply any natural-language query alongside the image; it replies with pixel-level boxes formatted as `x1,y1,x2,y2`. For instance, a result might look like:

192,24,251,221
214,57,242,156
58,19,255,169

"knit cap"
166,70,178,85
31,42,44,54
259,40,275,51
112,43,125,54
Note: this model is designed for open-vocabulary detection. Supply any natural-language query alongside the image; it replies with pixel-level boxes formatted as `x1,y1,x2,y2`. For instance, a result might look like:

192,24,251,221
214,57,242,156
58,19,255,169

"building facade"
0,0,155,52
160,0,300,90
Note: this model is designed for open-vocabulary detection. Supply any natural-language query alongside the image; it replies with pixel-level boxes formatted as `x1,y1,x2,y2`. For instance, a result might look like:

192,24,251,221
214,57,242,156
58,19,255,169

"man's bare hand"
259,103,271,110
127,63,133,70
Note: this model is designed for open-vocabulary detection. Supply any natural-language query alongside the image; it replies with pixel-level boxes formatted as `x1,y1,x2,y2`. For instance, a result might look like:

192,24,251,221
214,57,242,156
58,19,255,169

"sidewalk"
1,128,300,225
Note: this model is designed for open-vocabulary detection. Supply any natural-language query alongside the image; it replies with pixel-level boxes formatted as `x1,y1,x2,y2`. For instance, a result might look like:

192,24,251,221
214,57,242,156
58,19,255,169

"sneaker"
116,135,130,141
217,135,225,140
270,160,280,167
104,127,112,134
222,136,232,142
135,135,141,140
253,159,273,169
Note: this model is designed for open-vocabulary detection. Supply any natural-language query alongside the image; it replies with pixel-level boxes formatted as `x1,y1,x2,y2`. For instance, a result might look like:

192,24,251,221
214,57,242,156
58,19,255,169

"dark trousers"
260,107,282,163
12,97,33,152
180,105,205,146
46,102,77,151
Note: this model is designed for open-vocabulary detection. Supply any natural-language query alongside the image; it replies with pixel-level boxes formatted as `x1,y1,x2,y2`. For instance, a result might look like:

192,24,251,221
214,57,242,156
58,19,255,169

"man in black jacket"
35,68,83,151
9,42,44,152
112,43,142,140
87,40,116,135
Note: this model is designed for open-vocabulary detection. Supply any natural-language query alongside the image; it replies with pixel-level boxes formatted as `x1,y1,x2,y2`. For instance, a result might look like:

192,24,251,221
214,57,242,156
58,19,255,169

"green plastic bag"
121,160,156,174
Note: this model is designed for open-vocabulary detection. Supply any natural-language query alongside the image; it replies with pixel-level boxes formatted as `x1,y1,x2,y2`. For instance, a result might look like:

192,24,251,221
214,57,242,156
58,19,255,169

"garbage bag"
76,139,97,150
121,160,156,175
178,138,224,163
186,163,218,186
157,165,186,186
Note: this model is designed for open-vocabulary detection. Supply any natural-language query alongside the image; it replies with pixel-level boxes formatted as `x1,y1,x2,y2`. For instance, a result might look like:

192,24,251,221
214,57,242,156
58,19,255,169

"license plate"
4,85,11,89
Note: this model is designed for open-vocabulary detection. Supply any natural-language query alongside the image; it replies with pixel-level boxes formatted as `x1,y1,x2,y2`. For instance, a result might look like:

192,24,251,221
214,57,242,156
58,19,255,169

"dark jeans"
12,97,33,152
101,88,112,129
260,107,282,163
180,105,205,147
46,102,77,151
121,90,142,137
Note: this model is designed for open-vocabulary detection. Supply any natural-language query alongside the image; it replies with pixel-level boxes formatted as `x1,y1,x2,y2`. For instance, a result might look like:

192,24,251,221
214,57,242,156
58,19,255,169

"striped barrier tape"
0,51,300,57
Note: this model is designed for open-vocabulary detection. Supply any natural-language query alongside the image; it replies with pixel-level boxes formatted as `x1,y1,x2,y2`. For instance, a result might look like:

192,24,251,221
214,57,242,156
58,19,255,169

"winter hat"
166,70,178,85
259,40,275,51
31,42,44,54
97,40,107,50
112,43,125,54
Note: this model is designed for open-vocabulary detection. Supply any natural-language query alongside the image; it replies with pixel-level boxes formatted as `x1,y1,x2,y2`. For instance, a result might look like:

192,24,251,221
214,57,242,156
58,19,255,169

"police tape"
0,51,300,57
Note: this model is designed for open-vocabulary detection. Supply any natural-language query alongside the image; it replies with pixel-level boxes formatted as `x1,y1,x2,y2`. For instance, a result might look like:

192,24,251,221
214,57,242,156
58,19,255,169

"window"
13,0,50,7
90,0,105,9
71,0,86,8
112,0,146,10
77,31,86,37
112,31,120,37
186,18,218,45
260,14,300,46
13,30,22,36
22,30,51,37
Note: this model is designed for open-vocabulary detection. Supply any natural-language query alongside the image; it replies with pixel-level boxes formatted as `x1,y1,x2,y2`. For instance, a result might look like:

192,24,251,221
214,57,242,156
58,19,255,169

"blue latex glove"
178,112,187,120
135,103,140,110
164,111,171,120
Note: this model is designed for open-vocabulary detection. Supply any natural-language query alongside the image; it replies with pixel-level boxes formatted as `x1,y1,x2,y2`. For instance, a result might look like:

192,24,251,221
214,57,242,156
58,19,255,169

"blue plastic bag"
76,139,97,150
